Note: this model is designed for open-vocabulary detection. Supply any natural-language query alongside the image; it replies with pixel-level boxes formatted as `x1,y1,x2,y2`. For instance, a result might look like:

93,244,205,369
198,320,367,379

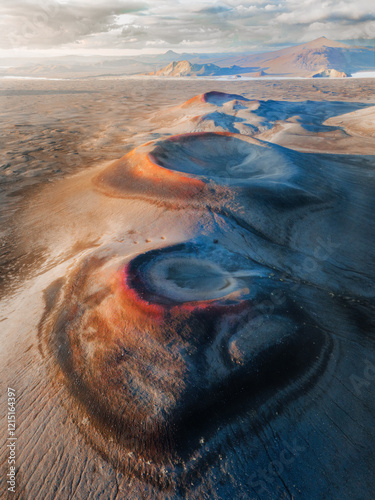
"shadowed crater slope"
149,132,295,185
40,239,333,486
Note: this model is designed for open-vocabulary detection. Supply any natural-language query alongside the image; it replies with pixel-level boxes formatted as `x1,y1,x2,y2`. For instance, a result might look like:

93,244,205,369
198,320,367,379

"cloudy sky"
1,0,374,57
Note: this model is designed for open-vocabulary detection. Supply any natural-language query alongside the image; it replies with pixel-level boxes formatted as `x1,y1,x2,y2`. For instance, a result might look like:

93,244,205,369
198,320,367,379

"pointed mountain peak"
301,37,349,49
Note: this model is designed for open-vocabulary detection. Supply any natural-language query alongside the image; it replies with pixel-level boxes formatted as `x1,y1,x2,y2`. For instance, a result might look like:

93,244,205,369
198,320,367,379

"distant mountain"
0,50,225,78
150,61,214,76
1,58,160,78
155,50,183,62
148,37,375,78
149,60,255,77
311,68,348,78
210,37,374,76
2,38,373,79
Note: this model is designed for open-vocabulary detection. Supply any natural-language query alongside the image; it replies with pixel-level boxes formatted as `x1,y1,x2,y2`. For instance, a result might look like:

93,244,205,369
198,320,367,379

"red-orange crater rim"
147,132,294,183
120,260,249,317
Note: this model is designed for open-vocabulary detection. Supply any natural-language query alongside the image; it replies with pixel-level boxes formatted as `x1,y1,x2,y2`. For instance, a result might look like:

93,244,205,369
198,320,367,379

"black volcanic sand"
1,81,375,500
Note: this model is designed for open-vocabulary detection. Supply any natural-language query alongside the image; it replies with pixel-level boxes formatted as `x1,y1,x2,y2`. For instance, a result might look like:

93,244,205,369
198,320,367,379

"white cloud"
0,0,374,54
0,0,147,49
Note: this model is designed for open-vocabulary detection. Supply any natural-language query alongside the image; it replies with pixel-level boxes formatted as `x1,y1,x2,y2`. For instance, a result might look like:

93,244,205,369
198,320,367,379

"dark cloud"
198,6,232,15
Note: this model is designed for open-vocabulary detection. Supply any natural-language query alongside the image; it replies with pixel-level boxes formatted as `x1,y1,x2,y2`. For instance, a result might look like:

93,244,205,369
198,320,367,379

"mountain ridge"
148,37,374,78
2,37,374,79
